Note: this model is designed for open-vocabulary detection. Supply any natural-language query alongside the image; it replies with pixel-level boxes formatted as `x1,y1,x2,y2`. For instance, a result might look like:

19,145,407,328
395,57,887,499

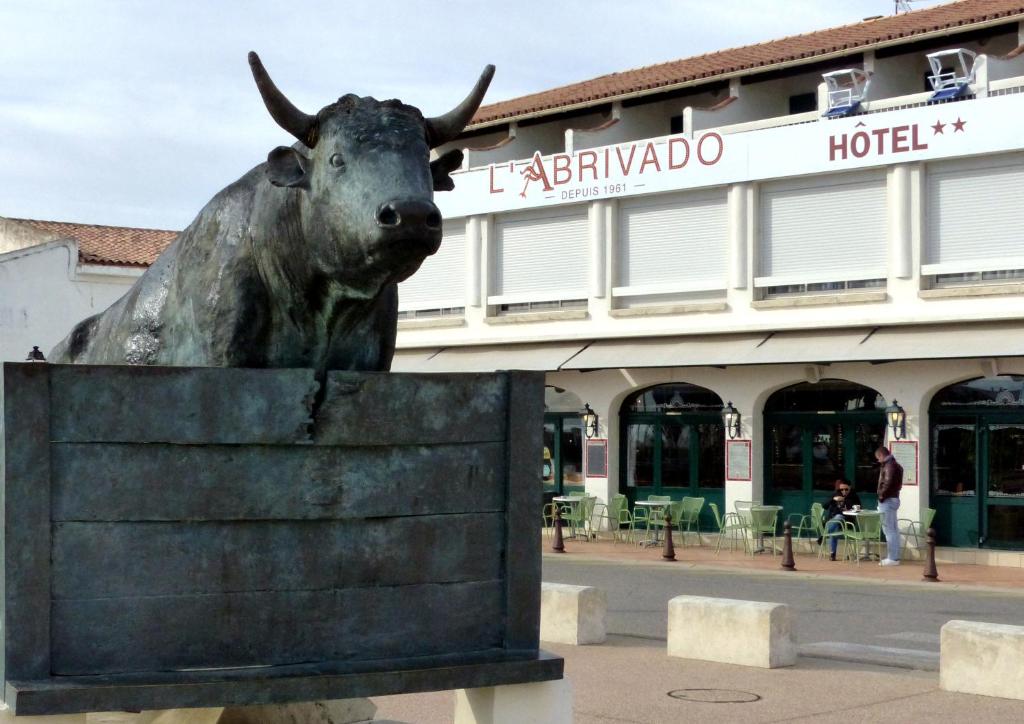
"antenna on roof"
895,0,916,14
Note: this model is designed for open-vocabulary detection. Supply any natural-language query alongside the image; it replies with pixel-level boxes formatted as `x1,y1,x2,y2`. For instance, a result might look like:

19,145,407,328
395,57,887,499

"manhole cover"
668,688,762,704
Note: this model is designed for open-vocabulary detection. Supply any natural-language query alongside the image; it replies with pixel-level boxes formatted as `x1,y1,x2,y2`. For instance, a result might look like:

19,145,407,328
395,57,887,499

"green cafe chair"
633,494,671,537
814,508,847,560
710,502,748,554
843,512,882,564
678,496,705,546
899,507,936,557
596,494,635,543
748,506,780,556
788,502,824,541
652,499,685,545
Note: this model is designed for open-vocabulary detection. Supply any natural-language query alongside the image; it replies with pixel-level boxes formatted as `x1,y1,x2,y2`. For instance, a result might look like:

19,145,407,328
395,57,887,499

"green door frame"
930,410,1024,549
764,411,884,522
619,411,724,530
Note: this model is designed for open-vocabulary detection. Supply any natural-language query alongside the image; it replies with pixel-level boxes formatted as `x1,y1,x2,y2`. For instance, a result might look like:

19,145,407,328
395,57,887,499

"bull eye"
329,153,346,169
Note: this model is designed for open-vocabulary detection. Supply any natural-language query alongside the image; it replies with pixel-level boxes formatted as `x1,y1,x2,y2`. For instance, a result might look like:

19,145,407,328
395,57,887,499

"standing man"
876,446,904,566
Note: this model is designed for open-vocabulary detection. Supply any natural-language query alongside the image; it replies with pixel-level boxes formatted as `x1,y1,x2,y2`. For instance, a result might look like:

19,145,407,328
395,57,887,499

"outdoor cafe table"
634,500,669,548
553,495,586,540
843,509,881,560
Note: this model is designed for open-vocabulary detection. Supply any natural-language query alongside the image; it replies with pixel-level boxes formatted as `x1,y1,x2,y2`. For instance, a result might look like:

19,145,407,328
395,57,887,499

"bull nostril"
426,210,442,229
376,204,400,227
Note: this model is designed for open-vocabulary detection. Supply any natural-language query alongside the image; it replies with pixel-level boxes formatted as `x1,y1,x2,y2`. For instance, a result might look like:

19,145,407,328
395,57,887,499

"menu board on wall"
586,438,608,478
891,440,918,486
726,439,752,481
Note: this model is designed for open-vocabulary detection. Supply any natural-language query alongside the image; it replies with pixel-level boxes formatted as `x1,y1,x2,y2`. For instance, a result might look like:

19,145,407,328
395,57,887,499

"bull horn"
425,64,495,148
248,51,317,146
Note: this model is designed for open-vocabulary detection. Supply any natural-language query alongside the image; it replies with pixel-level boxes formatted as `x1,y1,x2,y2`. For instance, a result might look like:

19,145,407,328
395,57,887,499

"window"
397,219,466,317
756,172,887,297
924,155,1024,286
614,190,728,306
490,207,589,312
788,92,817,114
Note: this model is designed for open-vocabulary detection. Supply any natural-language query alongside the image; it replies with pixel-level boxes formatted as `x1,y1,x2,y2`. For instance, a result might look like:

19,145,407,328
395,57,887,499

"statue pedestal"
454,678,573,724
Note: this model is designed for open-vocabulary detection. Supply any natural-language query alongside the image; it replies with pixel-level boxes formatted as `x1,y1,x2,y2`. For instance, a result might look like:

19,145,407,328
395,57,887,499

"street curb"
541,551,1024,597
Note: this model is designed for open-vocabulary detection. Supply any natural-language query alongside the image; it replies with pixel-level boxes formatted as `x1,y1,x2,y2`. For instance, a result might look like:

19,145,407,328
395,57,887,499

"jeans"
826,515,844,555
878,497,901,561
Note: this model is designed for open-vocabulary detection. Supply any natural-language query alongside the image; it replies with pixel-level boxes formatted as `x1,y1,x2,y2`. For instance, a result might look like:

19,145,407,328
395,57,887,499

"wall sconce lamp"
25,346,46,362
722,401,741,439
886,400,907,440
581,403,599,439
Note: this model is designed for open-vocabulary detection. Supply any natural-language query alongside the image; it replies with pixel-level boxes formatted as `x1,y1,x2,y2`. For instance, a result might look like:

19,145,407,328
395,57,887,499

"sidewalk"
541,532,1024,592
372,637,1024,723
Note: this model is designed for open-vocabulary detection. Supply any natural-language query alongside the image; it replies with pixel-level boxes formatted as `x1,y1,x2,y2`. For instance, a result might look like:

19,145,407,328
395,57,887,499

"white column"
589,201,606,299
728,183,749,289
889,165,912,279
604,200,617,299
466,216,482,307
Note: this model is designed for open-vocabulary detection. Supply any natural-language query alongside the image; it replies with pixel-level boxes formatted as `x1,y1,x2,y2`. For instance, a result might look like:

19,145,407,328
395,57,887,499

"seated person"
822,478,862,561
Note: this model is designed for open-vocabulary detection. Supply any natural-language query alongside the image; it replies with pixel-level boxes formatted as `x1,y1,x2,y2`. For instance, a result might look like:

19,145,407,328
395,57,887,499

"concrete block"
454,678,573,724
0,703,85,723
0,708,225,724
941,620,1024,700
667,595,796,669
218,699,377,723
540,582,606,645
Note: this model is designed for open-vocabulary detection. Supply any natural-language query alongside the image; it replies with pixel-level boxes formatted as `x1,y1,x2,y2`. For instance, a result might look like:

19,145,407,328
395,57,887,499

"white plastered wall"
0,242,139,362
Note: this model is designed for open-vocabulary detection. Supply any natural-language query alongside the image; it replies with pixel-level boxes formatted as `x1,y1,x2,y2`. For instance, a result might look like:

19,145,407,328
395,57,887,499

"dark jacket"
877,456,904,501
824,490,862,519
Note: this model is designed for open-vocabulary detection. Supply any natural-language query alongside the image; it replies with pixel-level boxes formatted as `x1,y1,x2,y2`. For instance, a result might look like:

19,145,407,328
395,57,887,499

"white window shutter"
757,172,887,287
616,189,728,297
397,219,466,311
924,154,1024,275
491,207,589,304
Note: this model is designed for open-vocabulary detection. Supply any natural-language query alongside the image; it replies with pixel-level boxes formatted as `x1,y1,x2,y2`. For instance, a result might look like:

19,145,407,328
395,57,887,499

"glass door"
542,414,584,498
983,423,1024,548
621,417,724,530
766,415,884,523
931,420,979,547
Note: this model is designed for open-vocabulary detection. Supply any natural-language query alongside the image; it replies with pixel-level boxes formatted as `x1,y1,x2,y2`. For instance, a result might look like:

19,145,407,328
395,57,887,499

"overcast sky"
0,0,948,230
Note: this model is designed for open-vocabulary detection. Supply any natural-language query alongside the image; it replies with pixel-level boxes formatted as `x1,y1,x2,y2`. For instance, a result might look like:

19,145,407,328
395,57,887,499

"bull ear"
266,146,310,189
430,148,464,192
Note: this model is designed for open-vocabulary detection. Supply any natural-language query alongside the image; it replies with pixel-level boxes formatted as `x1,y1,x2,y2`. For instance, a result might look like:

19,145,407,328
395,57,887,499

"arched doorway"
930,375,1024,549
543,386,585,499
764,380,886,521
619,383,725,530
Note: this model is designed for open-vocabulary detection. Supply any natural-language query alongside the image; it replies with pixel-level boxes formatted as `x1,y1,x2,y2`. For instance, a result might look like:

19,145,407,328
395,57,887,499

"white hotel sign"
437,92,1024,218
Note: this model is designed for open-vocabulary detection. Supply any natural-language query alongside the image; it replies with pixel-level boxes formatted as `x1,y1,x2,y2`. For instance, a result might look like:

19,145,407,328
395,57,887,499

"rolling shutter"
491,207,589,304
397,219,466,311
924,154,1024,275
615,189,728,297
756,172,887,287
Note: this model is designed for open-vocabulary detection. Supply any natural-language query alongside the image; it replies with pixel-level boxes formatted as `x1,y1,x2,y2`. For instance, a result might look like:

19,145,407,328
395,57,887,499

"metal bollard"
552,505,565,553
662,512,676,561
781,521,796,571
922,526,939,582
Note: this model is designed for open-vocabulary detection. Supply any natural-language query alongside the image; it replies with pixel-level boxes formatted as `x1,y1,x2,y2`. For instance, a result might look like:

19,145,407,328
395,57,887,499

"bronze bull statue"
51,52,493,376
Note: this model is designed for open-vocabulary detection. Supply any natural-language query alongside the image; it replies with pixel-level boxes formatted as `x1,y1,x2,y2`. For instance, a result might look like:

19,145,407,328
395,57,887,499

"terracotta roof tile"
13,218,177,267
471,0,1024,127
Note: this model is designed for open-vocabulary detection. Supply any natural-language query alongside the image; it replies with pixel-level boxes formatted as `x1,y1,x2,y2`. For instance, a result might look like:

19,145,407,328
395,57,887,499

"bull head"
248,51,494,191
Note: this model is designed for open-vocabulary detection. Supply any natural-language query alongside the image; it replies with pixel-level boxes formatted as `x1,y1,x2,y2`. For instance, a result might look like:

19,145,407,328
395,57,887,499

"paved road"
543,556,1024,668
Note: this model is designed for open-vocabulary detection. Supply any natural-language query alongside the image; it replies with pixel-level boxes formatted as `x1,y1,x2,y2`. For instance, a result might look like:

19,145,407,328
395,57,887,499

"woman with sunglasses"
822,478,861,561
